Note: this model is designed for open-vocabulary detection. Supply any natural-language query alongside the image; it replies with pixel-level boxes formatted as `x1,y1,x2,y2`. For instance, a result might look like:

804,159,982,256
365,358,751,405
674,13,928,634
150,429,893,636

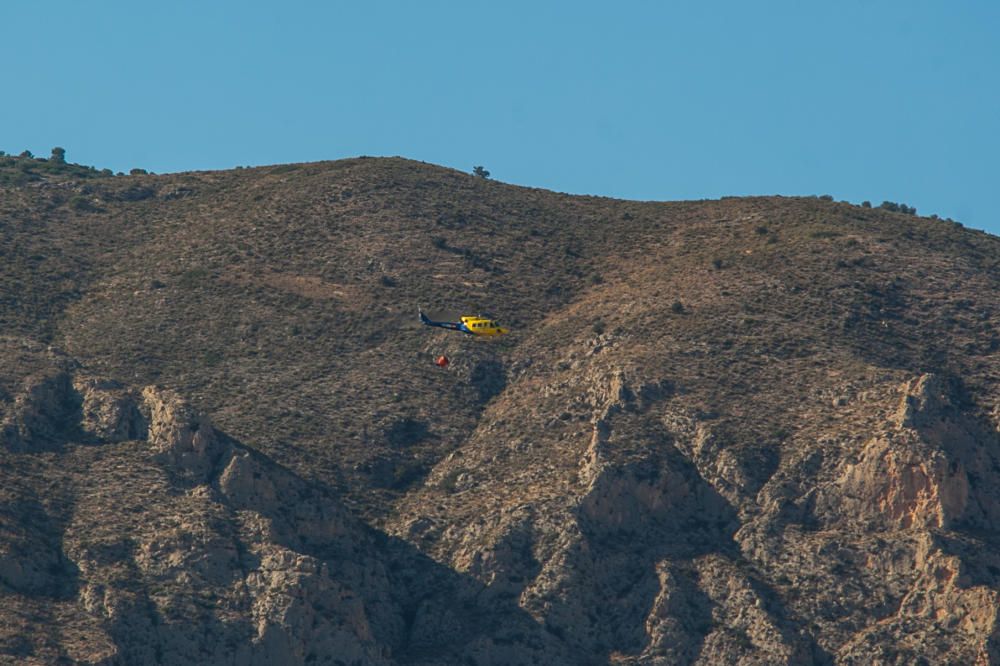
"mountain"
2,155,1000,664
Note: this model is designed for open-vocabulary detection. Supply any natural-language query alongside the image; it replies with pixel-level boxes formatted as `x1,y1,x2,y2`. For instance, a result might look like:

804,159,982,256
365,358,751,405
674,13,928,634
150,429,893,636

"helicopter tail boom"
419,310,469,333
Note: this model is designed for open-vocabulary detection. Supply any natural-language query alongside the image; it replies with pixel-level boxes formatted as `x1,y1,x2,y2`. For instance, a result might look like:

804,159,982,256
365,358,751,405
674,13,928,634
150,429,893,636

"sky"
3,1,998,231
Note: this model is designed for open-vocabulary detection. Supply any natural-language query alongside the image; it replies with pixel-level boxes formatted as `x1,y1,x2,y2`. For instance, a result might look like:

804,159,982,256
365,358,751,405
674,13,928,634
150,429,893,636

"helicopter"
419,310,509,336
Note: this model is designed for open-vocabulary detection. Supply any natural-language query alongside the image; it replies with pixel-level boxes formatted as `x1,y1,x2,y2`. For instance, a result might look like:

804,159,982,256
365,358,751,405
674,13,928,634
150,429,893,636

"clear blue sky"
3,2,998,231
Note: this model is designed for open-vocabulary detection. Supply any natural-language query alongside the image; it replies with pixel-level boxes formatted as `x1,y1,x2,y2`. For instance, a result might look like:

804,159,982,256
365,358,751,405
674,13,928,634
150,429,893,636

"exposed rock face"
387,352,1000,664
838,433,968,530
75,375,148,442
142,385,225,481
394,367,757,661
819,373,1000,537
1,370,79,451
637,555,816,665
245,545,386,666
2,371,148,451
0,495,77,598
0,365,575,664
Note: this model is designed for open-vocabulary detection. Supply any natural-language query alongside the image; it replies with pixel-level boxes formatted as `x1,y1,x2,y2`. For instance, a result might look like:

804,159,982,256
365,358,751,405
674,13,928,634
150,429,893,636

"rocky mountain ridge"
2,157,1000,663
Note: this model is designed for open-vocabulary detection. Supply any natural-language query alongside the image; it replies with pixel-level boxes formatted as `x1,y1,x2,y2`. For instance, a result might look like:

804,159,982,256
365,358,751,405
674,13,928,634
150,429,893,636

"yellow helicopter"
419,310,509,336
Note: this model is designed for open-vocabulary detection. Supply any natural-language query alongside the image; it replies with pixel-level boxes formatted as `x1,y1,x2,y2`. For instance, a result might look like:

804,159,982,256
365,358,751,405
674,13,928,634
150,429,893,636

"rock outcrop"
141,386,225,481
2,371,147,451
74,376,148,443
1,370,79,451
0,365,580,664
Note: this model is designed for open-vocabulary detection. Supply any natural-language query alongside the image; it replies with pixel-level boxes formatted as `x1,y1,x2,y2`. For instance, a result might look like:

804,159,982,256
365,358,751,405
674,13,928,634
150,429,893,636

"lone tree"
50,147,66,164
472,165,490,179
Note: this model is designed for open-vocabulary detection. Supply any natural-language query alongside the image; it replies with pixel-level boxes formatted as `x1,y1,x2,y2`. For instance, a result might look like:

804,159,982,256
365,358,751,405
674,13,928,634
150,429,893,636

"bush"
202,350,223,366
0,170,31,186
861,201,871,208
50,147,66,164
438,468,463,493
819,194,833,201
472,165,490,179
880,201,917,215
130,168,148,175
178,267,210,289
19,150,33,158
671,300,685,314
810,230,841,239
68,195,95,212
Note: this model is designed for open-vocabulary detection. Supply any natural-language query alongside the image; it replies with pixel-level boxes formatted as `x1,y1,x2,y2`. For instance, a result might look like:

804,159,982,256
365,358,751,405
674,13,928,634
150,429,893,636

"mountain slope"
2,156,1000,664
